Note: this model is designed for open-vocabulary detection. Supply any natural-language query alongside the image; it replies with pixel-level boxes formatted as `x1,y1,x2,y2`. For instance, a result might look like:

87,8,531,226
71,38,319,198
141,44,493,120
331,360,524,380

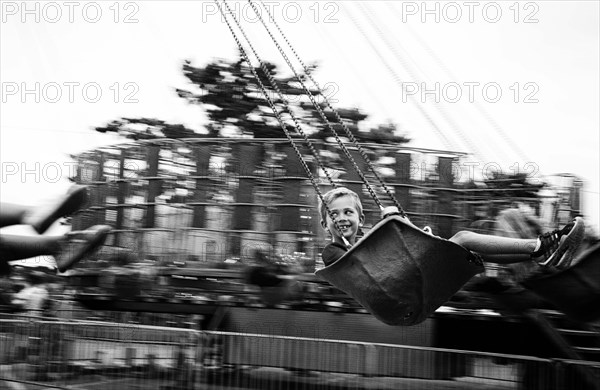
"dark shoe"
533,217,585,269
24,185,89,234
553,217,586,269
55,225,112,272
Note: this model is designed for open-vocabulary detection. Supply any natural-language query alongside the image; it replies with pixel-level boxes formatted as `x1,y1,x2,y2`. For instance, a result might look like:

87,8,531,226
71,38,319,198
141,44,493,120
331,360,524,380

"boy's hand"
381,206,401,218
381,206,411,223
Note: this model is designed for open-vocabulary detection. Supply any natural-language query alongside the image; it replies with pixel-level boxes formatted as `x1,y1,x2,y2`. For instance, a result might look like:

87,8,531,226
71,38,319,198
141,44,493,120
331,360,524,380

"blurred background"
1,1,599,389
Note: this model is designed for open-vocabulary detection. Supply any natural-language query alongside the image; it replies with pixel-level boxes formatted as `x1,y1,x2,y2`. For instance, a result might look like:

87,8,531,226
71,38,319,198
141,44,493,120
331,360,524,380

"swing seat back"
495,209,600,322
522,243,600,323
315,215,485,326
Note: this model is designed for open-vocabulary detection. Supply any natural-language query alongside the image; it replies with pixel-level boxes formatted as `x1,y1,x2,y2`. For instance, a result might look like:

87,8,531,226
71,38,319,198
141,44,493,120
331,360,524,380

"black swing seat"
315,215,485,326
522,242,600,323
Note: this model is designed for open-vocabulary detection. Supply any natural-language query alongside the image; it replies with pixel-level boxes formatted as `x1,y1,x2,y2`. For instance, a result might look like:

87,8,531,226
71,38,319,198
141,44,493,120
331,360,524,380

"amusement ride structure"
61,0,600,387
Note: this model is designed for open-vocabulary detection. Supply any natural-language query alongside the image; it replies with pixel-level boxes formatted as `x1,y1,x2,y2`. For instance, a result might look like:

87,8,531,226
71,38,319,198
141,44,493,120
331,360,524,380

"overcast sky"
1,0,598,232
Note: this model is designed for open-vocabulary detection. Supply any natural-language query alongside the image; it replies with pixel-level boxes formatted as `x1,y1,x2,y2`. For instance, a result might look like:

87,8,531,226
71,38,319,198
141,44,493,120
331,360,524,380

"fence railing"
1,313,599,390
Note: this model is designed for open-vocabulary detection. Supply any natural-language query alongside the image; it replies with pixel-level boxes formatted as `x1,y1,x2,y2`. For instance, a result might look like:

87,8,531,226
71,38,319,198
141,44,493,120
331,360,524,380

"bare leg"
0,186,88,233
0,203,28,228
0,225,111,273
0,234,61,261
450,230,538,255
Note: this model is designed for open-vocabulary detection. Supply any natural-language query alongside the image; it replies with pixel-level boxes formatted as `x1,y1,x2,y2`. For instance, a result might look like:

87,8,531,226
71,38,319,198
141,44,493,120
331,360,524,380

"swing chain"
216,0,350,247
231,3,338,189
252,0,406,218
249,0,381,210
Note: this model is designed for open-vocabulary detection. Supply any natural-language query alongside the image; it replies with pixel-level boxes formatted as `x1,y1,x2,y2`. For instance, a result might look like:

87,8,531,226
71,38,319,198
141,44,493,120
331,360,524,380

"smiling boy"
319,187,585,269
319,187,365,266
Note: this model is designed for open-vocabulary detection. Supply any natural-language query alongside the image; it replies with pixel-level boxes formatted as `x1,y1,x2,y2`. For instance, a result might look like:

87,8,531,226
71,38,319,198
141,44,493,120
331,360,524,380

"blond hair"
318,187,363,223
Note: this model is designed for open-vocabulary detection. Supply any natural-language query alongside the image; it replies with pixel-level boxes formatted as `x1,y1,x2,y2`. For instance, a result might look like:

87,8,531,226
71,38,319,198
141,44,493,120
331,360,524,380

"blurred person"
42,278,66,318
98,248,145,299
1,227,112,274
244,248,301,305
319,187,585,270
11,272,49,317
0,277,15,311
0,185,88,233
51,284,85,320
0,185,112,274
245,248,287,288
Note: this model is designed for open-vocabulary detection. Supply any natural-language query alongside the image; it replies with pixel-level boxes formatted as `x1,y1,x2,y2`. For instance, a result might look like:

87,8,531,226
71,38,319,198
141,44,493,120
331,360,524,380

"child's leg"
451,217,585,269
23,185,89,234
1,234,59,276
449,231,535,264
0,203,28,228
0,234,62,261
55,225,112,272
0,225,111,272
450,231,537,264
450,231,537,255
0,185,88,233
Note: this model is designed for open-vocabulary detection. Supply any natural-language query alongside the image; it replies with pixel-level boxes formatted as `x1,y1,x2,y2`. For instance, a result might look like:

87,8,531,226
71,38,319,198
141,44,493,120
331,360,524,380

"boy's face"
321,195,364,245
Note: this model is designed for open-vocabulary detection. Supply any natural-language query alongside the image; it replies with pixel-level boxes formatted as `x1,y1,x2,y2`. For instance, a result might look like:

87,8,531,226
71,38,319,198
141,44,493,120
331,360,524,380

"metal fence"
1,313,599,390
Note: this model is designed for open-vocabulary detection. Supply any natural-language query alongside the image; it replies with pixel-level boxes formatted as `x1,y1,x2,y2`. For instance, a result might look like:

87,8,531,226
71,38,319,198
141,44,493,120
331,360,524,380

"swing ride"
4,3,600,390
316,215,485,326
64,0,598,328
523,243,600,323
63,1,600,364
211,0,600,326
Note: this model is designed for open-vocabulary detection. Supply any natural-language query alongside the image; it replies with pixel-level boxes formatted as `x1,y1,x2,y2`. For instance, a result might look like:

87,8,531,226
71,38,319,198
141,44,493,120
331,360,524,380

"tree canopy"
95,55,410,145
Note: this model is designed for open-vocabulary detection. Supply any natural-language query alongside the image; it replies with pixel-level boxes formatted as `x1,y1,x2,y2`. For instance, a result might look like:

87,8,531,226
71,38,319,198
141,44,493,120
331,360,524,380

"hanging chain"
249,0,381,210
220,1,336,190
251,0,405,217
216,0,351,246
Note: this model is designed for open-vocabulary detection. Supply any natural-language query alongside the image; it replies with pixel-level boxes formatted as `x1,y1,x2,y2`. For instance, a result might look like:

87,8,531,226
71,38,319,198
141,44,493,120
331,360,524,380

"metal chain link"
221,1,337,190
253,0,406,217
249,0,381,210
216,0,350,246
